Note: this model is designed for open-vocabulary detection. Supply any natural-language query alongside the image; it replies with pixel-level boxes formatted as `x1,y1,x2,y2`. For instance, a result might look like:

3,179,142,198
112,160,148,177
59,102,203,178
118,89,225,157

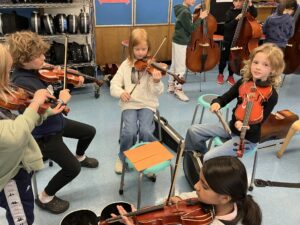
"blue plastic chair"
119,142,174,209
191,93,230,125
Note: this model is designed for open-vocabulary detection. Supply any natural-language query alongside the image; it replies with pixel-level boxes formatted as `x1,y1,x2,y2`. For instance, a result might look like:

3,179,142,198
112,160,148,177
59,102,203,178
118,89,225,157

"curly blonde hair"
128,28,151,64
6,31,49,68
0,44,16,103
241,43,285,88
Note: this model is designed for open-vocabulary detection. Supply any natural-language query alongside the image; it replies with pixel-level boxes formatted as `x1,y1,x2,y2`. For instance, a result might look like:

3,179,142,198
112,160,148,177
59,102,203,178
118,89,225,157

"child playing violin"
110,28,164,174
6,31,99,214
0,43,66,225
185,43,285,161
114,156,262,225
217,0,257,86
168,0,208,101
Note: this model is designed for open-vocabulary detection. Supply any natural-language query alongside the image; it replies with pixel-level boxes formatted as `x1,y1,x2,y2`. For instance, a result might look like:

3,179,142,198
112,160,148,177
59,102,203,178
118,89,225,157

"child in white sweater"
110,28,164,174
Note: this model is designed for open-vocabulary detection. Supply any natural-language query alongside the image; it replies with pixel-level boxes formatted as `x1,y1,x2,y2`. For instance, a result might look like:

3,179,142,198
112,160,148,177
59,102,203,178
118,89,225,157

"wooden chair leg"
276,127,296,158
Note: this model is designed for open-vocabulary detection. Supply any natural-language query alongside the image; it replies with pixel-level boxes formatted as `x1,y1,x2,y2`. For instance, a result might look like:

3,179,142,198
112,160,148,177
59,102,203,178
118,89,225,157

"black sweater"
211,79,278,143
223,5,258,42
11,68,65,138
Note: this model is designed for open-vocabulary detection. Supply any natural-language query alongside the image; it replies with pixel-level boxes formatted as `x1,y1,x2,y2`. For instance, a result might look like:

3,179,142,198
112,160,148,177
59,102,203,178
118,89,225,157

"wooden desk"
256,6,276,23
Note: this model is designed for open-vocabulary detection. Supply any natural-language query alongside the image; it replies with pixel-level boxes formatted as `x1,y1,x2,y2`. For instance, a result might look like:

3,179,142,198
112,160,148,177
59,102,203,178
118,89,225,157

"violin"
0,85,70,115
39,65,105,87
234,81,272,157
235,81,272,124
134,57,185,85
0,86,49,115
99,199,213,225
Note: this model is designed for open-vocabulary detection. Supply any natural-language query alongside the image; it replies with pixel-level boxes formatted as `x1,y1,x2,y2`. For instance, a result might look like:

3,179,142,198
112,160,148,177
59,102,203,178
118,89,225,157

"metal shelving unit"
0,3,84,9
0,0,99,97
0,0,96,70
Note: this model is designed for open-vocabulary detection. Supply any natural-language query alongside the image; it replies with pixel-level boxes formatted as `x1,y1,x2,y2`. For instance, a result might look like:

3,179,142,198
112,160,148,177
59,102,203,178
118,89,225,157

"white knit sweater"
110,59,164,112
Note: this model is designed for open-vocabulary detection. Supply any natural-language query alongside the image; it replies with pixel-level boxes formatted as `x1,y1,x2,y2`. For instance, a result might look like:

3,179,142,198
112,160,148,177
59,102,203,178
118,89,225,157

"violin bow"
63,35,69,90
166,140,185,204
129,36,167,95
152,36,167,60
214,110,231,136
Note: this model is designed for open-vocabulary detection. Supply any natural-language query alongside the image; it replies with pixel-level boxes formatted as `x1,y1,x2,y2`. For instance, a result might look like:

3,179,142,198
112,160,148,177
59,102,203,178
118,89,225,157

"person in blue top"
6,31,99,215
263,0,298,49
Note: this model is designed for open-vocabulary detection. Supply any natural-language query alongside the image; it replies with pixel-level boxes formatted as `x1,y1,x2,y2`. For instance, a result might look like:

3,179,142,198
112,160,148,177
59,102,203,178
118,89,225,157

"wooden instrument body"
260,110,299,143
230,12,262,75
186,11,220,73
284,8,300,74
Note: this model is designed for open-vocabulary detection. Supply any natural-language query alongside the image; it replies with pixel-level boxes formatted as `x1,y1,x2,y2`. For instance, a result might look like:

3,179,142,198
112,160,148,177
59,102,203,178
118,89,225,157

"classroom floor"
1,68,300,225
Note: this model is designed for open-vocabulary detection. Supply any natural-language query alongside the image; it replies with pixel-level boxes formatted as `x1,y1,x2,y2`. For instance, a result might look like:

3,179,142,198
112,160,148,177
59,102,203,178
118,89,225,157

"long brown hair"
127,28,151,64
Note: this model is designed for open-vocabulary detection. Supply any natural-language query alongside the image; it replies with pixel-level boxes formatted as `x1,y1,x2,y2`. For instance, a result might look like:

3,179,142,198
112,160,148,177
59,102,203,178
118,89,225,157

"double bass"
186,0,220,73
229,0,262,75
284,6,300,74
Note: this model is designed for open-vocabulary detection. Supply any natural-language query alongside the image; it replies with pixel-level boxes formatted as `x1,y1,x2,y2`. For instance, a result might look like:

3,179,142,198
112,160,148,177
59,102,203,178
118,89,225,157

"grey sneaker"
174,89,189,102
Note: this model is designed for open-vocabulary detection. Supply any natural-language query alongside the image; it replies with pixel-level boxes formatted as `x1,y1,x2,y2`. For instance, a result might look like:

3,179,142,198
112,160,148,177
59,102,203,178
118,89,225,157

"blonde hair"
0,44,15,103
241,43,285,88
6,31,49,68
127,28,151,64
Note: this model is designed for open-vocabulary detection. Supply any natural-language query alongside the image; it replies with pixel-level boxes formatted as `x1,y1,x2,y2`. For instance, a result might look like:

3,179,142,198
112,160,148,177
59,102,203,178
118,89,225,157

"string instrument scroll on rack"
186,0,220,73
229,0,262,75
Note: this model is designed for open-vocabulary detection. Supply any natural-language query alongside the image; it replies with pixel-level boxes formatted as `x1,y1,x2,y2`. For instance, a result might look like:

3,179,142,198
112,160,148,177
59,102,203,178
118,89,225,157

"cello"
284,6,300,74
186,0,220,73
229,0,262,75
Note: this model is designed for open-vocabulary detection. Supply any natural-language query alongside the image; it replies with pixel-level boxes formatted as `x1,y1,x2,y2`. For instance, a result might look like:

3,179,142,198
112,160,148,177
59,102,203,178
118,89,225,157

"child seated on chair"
114,156,262,225
185,43,285,161
110,28,164,174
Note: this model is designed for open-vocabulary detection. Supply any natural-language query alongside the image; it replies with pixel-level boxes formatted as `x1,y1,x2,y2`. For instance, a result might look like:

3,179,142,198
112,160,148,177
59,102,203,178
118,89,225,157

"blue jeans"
185,123,257,161
119,108,156,161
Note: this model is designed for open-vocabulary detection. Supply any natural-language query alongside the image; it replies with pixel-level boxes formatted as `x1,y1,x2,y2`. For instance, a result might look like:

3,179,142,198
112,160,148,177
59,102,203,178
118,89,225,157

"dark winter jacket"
11,68,65,138
223,5,257,42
